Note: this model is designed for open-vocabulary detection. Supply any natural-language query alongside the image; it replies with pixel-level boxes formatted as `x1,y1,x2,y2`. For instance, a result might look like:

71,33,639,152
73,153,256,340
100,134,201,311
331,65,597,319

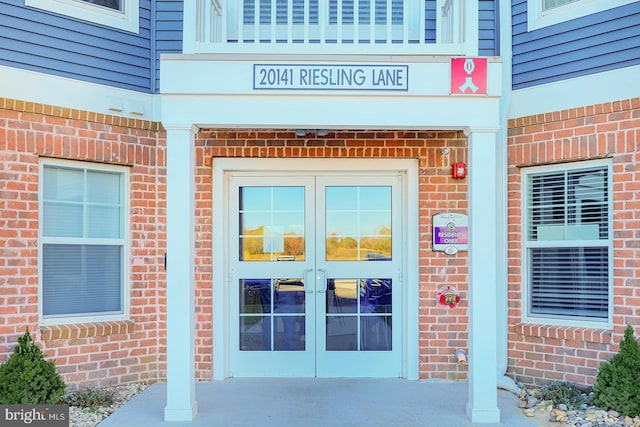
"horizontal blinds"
42,164,124,318
527,166,608,242
526,163,610,321
42,244,123,317
530,247,608,319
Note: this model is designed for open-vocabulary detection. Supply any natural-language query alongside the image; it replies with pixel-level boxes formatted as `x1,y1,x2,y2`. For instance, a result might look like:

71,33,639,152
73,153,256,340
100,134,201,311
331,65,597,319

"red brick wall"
0,98,166,390
506,97,640,387
1,96,474,388
195,129,470,380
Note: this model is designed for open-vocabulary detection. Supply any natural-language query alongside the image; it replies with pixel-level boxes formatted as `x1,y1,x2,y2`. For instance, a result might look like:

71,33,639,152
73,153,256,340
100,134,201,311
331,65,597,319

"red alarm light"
452,162,467,179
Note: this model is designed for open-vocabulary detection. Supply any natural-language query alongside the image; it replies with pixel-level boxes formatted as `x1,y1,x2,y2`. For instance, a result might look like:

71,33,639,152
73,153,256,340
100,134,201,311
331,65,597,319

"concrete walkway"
100,379,538,427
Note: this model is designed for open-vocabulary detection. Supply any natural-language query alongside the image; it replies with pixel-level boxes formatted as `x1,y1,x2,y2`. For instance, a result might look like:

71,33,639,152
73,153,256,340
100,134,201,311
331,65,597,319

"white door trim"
212,158,419,380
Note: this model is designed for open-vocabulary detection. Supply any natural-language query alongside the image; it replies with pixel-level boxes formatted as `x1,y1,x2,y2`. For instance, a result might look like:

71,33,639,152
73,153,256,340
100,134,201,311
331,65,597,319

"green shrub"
0,329,66,404
535,381,593,409
62,388,115,409
594,325,640,417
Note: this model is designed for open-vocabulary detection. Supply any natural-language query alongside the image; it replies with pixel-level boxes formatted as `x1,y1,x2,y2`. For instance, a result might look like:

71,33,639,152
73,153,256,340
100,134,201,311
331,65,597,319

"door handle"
317,268,327,293
302,268,313,293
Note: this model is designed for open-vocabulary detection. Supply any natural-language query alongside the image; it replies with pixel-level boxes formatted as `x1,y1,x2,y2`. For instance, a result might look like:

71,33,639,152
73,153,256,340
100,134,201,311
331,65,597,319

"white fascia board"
161,94,501,130
160,55,502,130
161,55,502,98
509,65,640,119
0,65,160,121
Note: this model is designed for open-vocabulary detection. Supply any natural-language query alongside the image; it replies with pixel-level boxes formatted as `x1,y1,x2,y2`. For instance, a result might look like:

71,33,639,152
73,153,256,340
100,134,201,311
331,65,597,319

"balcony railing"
183,0,477,56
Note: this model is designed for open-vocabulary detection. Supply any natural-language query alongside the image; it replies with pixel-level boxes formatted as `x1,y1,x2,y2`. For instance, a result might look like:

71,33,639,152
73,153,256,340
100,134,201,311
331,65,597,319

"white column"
465,129,501,423
164,125,198,421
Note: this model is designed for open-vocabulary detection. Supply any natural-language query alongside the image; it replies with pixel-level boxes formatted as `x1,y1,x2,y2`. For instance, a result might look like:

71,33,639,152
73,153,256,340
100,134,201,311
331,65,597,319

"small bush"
535,381,594,409
0,329,66,404
594,325,640,417
62,388,115,408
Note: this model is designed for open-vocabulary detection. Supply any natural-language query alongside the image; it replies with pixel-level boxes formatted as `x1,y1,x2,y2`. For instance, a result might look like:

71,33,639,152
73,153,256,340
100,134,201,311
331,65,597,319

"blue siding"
154,1,183,93
511,0,640,89
0,0,153,93
480,0,498,56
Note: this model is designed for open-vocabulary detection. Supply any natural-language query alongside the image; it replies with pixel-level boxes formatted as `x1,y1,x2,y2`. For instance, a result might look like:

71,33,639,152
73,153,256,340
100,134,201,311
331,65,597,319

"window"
25,0,139,33
527,0,637,31
39,160,128,323
523,160,612,326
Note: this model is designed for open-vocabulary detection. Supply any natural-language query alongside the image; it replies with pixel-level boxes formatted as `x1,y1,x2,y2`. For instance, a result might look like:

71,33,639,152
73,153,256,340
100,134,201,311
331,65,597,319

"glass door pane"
325,186,392,261
239,186,306,261
316,177,402,377
230,177,316,377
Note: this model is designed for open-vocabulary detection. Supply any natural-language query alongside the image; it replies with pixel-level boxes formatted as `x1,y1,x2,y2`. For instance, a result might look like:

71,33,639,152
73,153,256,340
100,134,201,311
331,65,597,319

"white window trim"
26,0,139,33
38,158,130,326
527,0,636,31
521,159,613,328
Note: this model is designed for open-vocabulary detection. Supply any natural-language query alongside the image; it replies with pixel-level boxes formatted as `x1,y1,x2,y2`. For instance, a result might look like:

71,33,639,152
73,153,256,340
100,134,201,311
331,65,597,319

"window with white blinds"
40,161,127,322
524,161,612,324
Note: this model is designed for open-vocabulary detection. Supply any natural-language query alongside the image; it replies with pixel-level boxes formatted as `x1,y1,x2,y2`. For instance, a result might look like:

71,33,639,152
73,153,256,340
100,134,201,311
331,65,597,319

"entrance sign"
432,212,468,254
450,57,487,95
254,64,408,91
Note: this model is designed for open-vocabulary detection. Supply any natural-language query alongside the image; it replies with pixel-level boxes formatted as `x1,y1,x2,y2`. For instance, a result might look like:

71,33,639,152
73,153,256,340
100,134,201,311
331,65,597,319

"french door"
228,173,403,377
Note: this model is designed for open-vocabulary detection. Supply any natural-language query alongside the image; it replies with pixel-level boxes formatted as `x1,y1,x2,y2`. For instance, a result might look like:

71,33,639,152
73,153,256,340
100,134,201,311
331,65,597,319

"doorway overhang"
161,54,504,424
160,54,502,130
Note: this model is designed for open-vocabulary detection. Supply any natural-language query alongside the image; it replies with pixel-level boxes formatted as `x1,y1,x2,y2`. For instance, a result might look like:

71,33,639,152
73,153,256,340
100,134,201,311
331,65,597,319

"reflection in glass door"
229,175,402,377
316,178,401,377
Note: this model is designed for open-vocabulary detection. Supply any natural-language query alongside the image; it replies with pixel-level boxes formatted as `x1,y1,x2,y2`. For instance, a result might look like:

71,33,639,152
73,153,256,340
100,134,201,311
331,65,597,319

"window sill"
516,323,612,344
40,321,134,341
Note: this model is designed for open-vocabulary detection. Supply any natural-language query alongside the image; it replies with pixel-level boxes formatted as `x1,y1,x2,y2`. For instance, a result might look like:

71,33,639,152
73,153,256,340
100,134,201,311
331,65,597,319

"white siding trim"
508,65,640,119
0,65,159,121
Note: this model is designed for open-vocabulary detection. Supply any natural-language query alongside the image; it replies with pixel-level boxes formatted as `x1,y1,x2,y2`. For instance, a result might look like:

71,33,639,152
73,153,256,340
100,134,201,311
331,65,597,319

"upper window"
523,160,612,327
39,160,128,324
26,0,139,33
527,0,637,31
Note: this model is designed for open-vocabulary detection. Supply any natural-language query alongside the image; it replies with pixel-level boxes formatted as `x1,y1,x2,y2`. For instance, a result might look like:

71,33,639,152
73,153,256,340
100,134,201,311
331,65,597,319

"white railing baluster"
387,0,393,43
319,0,326,43
304,0,310,42
403,0,409,43
354,0,360,44
287,0,293,42
419,0,426,45
369,0,375,44
270,0,276,42
214,0,223,43
252,0,259,42
337,0,343,44
192,0,470,55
